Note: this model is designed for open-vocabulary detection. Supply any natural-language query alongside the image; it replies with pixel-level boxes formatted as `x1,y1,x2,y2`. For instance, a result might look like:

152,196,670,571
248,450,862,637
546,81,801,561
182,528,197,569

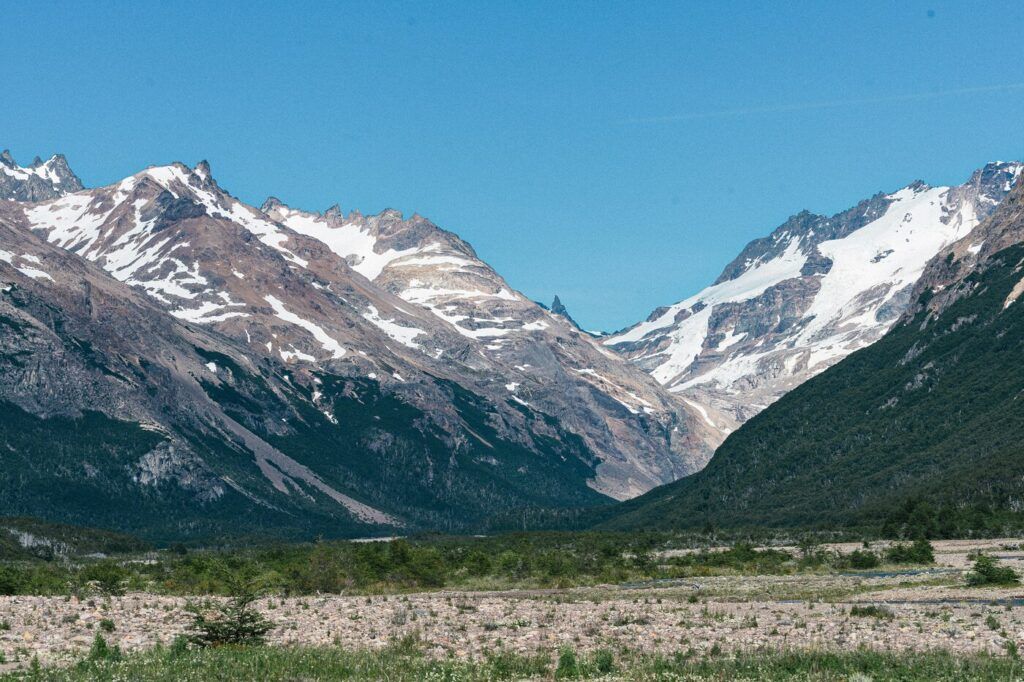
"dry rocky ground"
2,539,1024,672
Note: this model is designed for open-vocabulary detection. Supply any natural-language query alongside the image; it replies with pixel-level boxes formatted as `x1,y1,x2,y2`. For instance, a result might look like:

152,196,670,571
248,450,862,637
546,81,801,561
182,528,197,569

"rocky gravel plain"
2,539,1024,672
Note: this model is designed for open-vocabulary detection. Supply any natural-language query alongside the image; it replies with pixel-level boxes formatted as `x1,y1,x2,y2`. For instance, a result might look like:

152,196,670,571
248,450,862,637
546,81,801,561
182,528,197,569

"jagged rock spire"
0,149,83,200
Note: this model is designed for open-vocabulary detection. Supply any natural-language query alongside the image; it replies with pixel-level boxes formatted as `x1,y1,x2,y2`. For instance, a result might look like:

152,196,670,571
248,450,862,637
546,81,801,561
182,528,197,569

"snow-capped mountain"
602,167,1024,534
0,214,415,538
262,198,712,495
0,150,82,202
0,152,712,540
606,162,1023,448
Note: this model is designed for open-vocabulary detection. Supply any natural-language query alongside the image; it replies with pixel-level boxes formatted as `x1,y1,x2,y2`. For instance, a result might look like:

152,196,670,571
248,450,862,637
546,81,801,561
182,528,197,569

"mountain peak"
194,160,212,180
0,149,83,200
550,295,582,330
964,161,1024,197
609,160,1024,462
261,196,285,213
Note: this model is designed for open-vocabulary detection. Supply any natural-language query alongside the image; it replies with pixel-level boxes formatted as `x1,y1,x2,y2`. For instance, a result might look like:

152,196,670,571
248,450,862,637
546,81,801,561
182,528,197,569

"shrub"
555,647,579,678
885,538,934,565
186,582,272,647
87,633,121,662
99,618,115,633
0,567,22,595
167,634,189,656
383,631,424,658
81,561,128,596
966,555,1020,587
847,549,881,569
592,649,615,674
464,550,492,577
850,605,894,620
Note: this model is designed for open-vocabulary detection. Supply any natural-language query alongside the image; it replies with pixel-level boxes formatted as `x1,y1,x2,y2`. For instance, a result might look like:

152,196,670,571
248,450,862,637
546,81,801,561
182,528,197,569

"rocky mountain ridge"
0,150,83,202
606,162,1023,451
262,194,713,494
0,151,713,539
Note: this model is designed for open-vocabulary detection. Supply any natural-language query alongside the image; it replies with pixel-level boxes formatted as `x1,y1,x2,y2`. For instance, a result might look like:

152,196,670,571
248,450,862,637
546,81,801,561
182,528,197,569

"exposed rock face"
549,295,583,331
0,151,714,540
606,162,1023,452
263,198,713,495
909,165,1024,319
0,150,83,201
0,206,603,537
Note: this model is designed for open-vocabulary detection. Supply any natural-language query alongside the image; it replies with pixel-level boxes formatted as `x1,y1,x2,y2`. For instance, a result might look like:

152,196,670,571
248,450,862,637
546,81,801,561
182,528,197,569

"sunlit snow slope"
607,162,1023,448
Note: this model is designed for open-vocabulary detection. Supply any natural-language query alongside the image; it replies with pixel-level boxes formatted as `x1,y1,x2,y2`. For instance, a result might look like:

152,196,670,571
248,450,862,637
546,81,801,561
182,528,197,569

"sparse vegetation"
0,530,949,599
850,604,895,620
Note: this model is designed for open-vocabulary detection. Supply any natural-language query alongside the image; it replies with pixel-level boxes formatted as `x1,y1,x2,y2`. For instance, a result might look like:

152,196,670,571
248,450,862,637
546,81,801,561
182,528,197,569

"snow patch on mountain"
611,238,806,345
265,295,347,359
271,204,418,278
361,304,425,349
0,248,53,281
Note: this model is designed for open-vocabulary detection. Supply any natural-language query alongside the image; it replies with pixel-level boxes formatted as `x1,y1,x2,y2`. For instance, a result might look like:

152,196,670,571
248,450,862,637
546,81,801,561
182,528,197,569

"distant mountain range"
4,146,1023,541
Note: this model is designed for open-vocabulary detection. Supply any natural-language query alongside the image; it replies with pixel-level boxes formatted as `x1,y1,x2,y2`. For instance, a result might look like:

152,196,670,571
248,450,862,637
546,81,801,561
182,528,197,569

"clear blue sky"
4,1,1024,331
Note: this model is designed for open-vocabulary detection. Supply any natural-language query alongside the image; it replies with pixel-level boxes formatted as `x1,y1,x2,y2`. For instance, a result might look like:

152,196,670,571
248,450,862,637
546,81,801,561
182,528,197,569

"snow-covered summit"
607,161,1024,447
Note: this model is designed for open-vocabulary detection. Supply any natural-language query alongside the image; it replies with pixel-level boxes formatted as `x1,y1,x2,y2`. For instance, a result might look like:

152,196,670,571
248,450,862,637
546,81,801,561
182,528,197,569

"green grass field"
5,644,1021,681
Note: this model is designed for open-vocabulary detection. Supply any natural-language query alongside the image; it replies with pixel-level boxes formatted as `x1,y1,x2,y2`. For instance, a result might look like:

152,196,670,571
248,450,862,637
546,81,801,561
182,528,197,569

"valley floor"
3,539,1024,679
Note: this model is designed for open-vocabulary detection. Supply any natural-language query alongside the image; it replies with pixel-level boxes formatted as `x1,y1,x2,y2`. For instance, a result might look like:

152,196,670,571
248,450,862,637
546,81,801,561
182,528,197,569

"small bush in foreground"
554,647,578,678
186,581,272,647
86,633,121,662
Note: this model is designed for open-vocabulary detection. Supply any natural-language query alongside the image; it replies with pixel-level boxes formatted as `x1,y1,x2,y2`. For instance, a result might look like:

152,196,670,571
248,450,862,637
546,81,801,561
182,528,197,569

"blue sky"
4,1,1024,331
